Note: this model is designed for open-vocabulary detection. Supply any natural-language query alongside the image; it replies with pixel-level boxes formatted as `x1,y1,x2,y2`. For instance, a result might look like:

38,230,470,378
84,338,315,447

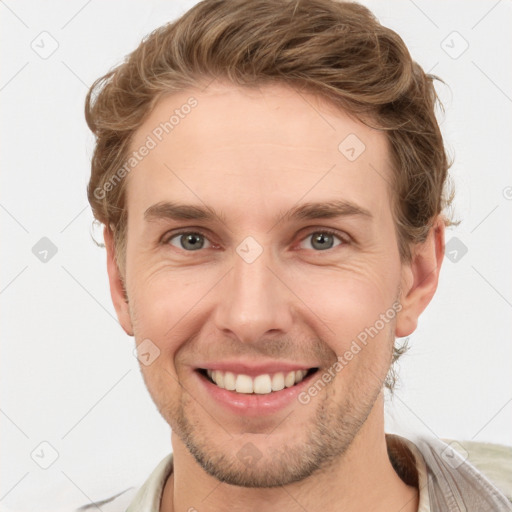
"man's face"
118,82,408,486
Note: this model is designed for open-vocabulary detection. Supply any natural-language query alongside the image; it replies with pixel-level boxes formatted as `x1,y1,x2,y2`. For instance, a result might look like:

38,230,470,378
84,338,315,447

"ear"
104,226,134,336
395,216,445,337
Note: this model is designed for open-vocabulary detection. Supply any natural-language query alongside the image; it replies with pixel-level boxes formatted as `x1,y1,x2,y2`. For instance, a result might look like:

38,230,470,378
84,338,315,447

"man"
83,0,512,510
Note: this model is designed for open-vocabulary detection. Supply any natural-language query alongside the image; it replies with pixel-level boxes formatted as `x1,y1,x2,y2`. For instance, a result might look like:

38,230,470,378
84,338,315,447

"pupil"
313,233,333,250
183,234,203,250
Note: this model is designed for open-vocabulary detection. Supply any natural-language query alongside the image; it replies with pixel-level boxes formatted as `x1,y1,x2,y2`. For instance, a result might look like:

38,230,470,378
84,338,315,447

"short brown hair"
85,0,456,391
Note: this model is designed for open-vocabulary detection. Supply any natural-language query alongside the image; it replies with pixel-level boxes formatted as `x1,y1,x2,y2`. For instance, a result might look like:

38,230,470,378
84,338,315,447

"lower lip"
194,370,318,416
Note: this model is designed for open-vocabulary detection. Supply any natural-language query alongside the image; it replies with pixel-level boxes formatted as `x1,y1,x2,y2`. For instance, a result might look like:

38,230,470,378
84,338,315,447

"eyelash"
161,228,350,252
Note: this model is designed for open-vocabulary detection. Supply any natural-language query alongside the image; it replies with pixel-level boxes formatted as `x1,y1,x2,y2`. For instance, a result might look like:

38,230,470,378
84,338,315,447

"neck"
161,395,418,512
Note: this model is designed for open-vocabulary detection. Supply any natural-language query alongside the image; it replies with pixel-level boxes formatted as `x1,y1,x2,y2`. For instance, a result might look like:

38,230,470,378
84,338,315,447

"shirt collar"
386,433,431,512
127,434,429,512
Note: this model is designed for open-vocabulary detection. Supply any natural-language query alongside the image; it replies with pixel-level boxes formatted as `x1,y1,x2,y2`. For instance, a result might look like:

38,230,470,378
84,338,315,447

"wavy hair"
85,0,456,392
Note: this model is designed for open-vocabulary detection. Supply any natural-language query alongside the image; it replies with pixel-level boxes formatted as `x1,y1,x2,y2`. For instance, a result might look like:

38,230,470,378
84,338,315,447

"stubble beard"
164,358,387,488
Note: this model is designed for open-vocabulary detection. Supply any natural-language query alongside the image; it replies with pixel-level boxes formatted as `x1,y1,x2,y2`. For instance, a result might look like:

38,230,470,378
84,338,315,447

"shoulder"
73,453,174,512
446,438,512,502
411,435,512,507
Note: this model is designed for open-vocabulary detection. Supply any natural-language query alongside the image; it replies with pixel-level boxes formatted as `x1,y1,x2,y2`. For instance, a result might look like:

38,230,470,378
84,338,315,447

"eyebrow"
143,199,373,225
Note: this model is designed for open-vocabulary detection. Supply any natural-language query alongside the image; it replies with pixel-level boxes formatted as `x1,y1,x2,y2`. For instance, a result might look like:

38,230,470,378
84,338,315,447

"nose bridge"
213,240,293,342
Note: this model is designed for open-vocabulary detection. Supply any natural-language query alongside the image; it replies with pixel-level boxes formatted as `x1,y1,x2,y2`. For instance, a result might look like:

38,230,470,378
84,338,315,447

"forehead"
125,82,392,226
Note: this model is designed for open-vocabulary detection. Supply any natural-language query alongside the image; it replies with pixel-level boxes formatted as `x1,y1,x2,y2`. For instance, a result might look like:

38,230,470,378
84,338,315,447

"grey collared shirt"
75,434,512,511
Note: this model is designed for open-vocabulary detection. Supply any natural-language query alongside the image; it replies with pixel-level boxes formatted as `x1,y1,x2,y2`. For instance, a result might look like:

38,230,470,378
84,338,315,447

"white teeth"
207,369,311,394
284,371,296,388
271,372,285,391
213,370,224,388
224,371,236,391
235,374,253,393
253,374,272,394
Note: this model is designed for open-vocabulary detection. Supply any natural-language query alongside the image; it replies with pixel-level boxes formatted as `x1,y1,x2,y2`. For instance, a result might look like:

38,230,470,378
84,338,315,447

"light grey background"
1,1,511,511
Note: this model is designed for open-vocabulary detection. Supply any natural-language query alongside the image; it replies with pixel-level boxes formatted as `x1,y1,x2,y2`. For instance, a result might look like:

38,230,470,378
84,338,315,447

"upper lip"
196,360,319,377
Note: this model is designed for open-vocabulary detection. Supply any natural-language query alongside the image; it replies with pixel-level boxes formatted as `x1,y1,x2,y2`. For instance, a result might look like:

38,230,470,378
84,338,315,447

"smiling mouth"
196,368,319,395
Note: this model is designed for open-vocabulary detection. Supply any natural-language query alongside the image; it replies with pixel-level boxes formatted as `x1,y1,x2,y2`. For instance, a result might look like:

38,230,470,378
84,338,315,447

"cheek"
287,261,400,388
133,263,191,316
129,267,215,353
290,260,399,333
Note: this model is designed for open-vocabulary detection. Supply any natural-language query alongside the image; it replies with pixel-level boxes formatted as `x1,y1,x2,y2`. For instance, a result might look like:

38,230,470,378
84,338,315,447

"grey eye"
168,232,210,251
300,232,343,251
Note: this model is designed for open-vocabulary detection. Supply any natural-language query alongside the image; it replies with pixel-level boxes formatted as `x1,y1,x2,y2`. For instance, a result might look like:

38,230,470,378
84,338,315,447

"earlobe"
104,226,134,337
395,217,445,338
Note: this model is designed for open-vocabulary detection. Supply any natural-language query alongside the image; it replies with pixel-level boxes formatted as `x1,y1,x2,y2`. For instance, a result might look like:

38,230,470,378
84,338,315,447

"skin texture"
104,81,445,512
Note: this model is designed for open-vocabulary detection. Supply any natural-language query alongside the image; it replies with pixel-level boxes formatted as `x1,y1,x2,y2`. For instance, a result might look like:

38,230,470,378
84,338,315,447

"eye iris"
181,233,204,250
312,232,334,250
175,232,338,251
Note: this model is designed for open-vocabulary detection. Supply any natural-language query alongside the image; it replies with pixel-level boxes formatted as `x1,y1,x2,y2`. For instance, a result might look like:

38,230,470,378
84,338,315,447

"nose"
212,243,294,344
